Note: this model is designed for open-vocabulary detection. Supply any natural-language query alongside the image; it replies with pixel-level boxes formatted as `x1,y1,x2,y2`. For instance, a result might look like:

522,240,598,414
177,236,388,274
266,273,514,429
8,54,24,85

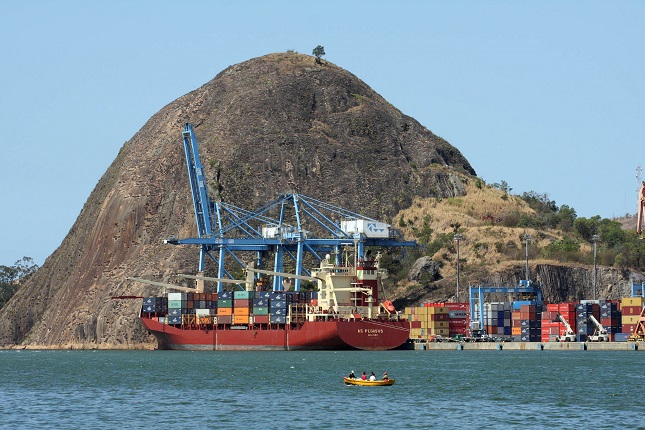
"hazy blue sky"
1,1,643,266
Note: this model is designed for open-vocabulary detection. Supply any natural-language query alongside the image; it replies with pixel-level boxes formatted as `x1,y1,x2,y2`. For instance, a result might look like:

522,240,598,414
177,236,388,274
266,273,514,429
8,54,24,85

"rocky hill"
388,182,645,308
0,52,475,348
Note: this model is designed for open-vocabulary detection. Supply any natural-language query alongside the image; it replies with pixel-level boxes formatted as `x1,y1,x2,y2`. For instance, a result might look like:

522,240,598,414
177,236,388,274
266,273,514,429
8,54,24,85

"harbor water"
1,349,643,429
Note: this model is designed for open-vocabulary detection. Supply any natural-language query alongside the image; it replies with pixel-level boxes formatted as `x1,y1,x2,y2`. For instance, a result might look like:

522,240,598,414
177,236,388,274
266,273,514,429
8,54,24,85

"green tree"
0,257,38,309
312,45,325,63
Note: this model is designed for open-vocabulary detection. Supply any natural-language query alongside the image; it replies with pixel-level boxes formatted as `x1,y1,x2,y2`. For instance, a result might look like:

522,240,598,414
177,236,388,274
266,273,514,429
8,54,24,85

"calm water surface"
0,349,643,429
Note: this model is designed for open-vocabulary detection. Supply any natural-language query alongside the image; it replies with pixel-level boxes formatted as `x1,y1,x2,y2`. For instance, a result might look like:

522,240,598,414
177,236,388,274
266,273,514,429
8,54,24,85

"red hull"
140,317,409,351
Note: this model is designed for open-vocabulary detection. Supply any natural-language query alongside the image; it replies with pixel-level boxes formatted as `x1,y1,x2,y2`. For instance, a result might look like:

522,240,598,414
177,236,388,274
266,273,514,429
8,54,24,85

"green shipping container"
218,299,233,308
168,300,183,309
234,291,253,299
253,307,269,315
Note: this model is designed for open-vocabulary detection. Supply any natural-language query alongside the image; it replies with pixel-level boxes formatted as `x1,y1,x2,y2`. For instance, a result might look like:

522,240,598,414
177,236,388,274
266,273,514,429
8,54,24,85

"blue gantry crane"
164,123,416,291
469,280,543,335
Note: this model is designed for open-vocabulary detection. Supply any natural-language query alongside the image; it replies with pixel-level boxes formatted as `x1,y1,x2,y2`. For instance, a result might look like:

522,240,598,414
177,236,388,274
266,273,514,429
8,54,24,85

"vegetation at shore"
0,257,39,309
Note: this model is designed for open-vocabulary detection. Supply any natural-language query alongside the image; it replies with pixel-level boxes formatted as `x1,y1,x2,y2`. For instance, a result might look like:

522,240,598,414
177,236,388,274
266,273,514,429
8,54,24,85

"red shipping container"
411,321,422,329
253,315,269,324
622,324,636,334
547,303,559,312
449,320,468,327
559,303,576,313
437,302,469,310
622,306,642,316
430,313,450,321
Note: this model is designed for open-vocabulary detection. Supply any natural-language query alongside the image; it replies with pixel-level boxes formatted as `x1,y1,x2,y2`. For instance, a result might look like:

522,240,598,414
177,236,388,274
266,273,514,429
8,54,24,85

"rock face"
408,257,442,283
0,52,474,348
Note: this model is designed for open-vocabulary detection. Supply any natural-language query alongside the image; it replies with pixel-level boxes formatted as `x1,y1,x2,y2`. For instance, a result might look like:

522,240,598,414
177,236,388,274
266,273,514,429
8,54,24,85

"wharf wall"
415,341,642,351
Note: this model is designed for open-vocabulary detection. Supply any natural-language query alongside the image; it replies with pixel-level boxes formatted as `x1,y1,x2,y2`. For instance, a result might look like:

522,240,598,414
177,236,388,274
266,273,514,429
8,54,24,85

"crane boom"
587,314,609,341
127,277,202,293
554,313,577,342
182,123,213,238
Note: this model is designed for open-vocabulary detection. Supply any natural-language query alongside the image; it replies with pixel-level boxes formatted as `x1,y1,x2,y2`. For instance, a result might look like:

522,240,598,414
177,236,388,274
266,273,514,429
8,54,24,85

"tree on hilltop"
312,45,325,64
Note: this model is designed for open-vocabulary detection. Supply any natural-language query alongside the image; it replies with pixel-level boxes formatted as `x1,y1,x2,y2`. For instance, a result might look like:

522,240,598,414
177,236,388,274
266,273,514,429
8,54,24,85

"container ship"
137,255,410,350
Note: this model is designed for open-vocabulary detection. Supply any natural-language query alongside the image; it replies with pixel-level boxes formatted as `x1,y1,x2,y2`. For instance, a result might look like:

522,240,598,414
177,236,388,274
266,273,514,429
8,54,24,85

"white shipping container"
168,292,185,301
341,219,390,238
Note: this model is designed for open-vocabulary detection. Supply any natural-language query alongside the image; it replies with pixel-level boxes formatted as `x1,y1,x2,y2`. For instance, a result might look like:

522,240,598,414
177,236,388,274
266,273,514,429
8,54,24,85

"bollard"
580,342,587,350
457,343,463,350
496,343,503,350
537,343,544,350
631,342,638,351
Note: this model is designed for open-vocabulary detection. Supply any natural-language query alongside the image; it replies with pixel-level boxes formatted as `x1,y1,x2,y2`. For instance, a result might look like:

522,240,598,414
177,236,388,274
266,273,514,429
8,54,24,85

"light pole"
454,233,462,302
523,233,531,281
592,234,599,300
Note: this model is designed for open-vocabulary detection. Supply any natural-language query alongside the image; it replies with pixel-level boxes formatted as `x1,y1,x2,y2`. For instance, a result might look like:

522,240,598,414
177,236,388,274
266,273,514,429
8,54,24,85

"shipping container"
253,315,269,324
218,299,232,308
233,315,250,324
234,307,250,316
217,315,232,324
217,308,233,316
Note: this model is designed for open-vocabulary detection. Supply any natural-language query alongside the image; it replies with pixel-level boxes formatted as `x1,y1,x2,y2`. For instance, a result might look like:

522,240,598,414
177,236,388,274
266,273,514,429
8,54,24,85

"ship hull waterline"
140,318,410,351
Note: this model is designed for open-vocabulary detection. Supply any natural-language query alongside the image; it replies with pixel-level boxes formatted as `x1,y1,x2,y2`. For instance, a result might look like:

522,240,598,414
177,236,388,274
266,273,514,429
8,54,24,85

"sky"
1,1,643,266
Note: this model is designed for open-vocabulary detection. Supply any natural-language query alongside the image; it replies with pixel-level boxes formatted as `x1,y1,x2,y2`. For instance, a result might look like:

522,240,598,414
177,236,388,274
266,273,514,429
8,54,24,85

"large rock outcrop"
0,52,474,348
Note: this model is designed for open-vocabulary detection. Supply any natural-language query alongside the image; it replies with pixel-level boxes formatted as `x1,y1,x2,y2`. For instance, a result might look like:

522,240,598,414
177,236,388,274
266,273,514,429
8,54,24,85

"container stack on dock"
541,303,576,342
512,302,542,342
621,297,644,336
600,301,621,340
446,303,469,337
406,305,449,340
482,302,512,338
402,294,645,342
575,302,600,342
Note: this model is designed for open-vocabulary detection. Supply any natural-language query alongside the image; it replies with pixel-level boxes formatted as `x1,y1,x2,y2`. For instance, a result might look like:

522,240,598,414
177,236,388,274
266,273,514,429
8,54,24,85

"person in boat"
382,372,389,381
348,370,356,379
369,372,376,381
361,371,367,380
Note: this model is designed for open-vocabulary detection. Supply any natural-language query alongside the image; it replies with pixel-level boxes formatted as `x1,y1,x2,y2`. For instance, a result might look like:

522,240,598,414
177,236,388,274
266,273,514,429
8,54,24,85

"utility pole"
523,233,531,281
592,234,599,300
454,233,462,302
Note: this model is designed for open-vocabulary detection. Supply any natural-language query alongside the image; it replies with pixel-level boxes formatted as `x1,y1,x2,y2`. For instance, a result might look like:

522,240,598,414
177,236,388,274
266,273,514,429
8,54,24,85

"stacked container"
441,302,469,337
575,302,600,342
405,305,450,339
600,301,621,341
484,302,512,337
269,291,287,324
540,303,576,342
621,297,645,336
217,291,233,324
512,302,541,342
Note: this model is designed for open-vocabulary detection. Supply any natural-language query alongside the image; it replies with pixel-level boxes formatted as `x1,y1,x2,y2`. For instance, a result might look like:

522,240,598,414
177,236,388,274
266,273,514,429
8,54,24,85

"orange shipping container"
217,308,233,316
234,307,250,316
233,315,249,324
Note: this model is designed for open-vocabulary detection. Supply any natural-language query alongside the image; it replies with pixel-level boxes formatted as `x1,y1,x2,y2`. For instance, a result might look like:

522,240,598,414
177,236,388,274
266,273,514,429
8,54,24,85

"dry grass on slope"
395,179,568,281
